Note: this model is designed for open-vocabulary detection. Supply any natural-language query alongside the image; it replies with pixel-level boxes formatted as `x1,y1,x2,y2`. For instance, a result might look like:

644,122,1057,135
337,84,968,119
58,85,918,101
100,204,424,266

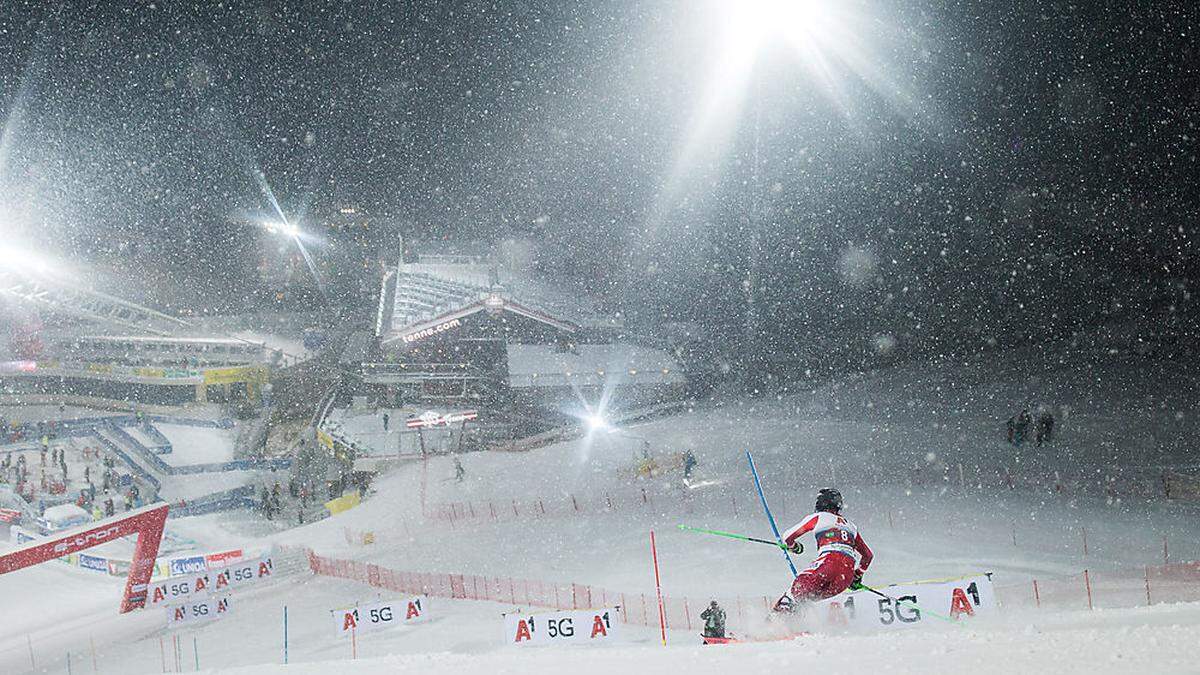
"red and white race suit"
781,511,873,601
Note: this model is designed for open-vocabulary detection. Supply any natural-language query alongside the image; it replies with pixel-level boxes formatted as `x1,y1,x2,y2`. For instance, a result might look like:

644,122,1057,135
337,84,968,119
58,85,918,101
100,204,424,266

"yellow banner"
135,367,166,378
324,492,361,516
316,429,334,450
203,365,268,385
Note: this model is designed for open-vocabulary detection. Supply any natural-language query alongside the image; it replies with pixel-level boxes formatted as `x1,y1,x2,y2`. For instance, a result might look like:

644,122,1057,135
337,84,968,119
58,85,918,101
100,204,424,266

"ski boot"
772,594,796,613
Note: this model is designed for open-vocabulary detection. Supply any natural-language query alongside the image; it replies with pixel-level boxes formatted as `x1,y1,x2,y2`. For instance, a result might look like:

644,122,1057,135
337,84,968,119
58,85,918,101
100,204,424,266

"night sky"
1,1,1197,361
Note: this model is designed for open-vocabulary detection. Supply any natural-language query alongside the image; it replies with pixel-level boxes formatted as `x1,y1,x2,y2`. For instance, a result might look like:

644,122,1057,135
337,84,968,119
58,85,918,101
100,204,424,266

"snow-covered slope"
3,352,1199,674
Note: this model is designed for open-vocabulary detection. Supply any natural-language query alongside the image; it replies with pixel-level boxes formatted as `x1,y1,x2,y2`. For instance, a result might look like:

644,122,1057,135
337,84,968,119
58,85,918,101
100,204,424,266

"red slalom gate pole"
650,530,667,646
1033,579,1040,608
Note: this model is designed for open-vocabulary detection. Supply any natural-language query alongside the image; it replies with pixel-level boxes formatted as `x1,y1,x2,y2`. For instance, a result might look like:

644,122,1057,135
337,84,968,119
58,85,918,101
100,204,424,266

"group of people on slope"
1006,406,1057,447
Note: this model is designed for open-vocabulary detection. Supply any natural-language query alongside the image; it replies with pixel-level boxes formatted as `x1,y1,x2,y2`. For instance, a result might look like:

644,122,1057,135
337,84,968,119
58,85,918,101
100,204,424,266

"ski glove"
786,541,804,555
851,570,864,589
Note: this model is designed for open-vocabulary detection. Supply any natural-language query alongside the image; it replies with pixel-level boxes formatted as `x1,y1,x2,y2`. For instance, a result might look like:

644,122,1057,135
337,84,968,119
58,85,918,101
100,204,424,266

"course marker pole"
746,451,798,577
650,530,667,646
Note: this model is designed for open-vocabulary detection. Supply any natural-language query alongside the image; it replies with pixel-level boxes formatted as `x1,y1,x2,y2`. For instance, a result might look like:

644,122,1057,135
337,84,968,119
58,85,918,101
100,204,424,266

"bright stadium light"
262,220,301,239
585,413,608,432
0,244,55,277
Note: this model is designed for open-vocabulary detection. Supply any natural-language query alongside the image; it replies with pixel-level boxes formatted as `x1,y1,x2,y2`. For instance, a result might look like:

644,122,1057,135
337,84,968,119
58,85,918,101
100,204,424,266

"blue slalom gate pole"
283,606,289,664
747,451,798,577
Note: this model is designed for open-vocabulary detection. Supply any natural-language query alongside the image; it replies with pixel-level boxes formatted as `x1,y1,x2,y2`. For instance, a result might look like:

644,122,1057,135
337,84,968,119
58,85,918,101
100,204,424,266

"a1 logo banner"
211,555,274,591
503,608,620,647
331,597,428,638
165,596,231,626
148,572,214,606
147,556,272,605
814,574,996,631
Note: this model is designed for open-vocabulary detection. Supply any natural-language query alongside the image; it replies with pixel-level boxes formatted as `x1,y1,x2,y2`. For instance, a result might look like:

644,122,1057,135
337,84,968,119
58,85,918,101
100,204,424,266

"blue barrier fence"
92,432,162,491
170,485,259,517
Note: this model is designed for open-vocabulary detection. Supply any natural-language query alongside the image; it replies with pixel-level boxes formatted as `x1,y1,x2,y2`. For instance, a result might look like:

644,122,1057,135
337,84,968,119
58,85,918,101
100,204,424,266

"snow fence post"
1145,566,1151,606
1083,569,1093,610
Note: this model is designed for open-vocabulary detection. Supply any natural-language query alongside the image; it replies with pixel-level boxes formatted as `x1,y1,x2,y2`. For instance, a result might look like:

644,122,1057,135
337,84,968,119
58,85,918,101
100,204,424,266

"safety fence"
296,546,764,632
294,546,1200,635
993,561,1200,610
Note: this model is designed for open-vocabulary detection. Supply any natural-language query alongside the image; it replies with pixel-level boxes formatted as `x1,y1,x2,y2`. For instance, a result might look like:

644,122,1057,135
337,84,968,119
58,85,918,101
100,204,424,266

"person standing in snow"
1014,409,1032,446
454,457,465,483
700,600,726,639
382,412,390,432
683,450,698,479
774,488,873,612
1035,409,1055,446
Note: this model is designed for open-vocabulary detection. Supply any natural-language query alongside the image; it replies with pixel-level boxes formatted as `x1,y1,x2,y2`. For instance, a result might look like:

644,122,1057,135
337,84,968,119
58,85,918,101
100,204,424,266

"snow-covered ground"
2,352,1199,673
155,423,238,466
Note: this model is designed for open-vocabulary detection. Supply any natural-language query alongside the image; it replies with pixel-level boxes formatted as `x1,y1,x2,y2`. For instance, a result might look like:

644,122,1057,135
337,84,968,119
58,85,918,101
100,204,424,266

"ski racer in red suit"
776,488,872,610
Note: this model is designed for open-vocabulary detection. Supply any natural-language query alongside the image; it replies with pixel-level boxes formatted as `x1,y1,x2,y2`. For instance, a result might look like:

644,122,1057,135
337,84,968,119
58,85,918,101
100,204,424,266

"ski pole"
677,524,802,551
747,451,798,577
850,582,960,624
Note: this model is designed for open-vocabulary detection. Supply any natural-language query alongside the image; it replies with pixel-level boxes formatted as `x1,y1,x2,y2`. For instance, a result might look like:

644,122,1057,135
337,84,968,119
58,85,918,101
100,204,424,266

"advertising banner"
77,552,110,574
168,555,208,577
203,366,267,385
205,549,244,567
148,572,214,606
812,574,997,631
331,597,428,638
166,596,231,625
503,607,621,647
150,555,273,604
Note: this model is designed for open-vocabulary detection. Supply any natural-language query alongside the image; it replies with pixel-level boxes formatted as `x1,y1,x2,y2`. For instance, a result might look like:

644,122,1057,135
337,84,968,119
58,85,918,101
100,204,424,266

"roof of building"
386,260,621,340
505,343,685,388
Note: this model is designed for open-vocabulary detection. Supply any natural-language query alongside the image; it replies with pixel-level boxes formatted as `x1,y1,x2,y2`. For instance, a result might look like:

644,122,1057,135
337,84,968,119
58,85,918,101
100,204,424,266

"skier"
454,457,466,483
700,600,726,640
774,488,873,612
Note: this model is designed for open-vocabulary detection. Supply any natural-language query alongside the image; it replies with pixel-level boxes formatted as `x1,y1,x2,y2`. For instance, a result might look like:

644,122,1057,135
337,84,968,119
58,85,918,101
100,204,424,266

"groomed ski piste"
3,348,1200,674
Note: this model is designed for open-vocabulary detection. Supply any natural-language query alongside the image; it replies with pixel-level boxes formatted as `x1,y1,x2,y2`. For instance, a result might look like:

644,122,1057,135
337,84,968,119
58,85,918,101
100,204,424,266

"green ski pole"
676,524,802,552
850,582,961,624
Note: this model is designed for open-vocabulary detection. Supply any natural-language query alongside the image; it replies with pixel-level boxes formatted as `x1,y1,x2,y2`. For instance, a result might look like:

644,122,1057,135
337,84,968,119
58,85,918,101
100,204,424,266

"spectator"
261,487,274,519
1035,409,1056,446
382,413,390,432
1014,409,1032,446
